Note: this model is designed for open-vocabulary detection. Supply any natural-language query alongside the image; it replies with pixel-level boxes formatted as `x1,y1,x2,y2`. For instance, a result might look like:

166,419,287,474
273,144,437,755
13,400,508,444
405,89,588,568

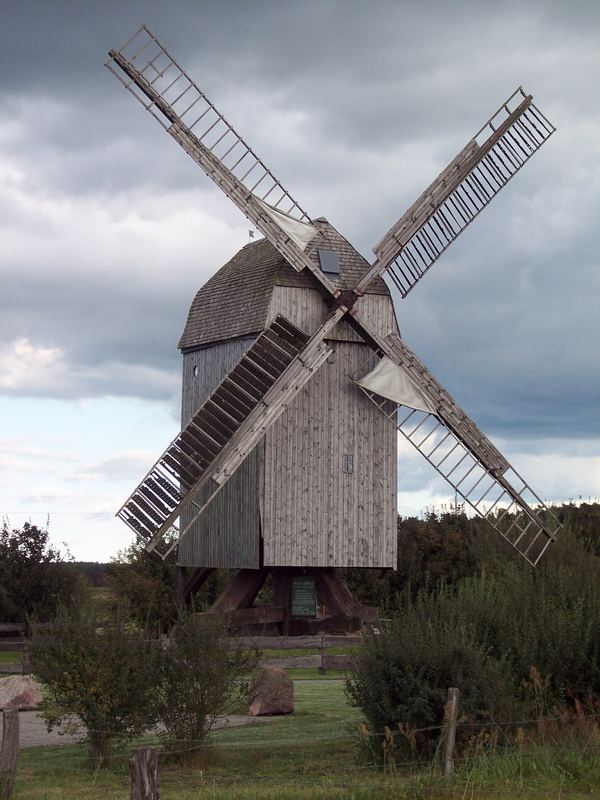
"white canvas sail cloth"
256,198,318,251
356,357,437,414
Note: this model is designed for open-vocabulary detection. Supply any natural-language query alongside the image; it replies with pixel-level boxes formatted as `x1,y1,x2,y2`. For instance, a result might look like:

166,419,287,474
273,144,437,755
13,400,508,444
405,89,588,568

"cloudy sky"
1,0,598,562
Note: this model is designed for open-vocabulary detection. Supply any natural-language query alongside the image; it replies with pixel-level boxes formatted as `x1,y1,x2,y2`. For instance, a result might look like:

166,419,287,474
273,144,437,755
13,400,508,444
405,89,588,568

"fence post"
318,635,325,674
442,687,459,779
0,709,19,800
129,747,158,800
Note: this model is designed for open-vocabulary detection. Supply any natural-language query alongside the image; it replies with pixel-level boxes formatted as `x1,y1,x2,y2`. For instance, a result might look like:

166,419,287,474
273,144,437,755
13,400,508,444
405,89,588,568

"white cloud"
0,337,179,400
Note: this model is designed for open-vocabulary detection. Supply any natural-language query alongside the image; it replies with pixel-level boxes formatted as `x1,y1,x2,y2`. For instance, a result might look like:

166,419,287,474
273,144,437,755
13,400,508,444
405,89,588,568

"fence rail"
0,626,360,675
232,634,360,672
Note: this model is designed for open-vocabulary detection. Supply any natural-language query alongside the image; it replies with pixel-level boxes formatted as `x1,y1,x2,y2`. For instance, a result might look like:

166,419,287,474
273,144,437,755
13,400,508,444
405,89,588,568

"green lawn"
0,650,23,664
12,680,600,799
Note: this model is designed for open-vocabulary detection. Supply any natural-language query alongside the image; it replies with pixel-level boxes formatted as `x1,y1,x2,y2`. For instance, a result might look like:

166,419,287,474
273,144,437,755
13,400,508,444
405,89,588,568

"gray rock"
248,666,293,716
0,676,42,711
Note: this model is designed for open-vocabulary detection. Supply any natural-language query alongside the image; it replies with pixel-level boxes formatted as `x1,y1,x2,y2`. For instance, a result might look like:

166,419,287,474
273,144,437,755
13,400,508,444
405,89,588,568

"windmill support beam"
199,567,375,635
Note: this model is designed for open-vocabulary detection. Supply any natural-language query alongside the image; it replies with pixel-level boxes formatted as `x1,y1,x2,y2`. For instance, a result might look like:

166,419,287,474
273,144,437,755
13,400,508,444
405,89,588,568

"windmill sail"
356,333,560,566
362,88,555,298
107,28,560,566
118,315,333,557
106,26,336,295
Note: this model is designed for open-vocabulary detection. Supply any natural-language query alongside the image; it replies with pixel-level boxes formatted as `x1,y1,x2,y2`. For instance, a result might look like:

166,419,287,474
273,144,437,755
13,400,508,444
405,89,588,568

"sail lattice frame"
359,388,560,566
366,87,556,298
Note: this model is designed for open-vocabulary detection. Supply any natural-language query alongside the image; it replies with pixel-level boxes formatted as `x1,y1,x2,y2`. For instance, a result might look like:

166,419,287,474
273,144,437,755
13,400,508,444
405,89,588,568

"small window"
318,249,340,274
193,365,199,377
342,454,354,474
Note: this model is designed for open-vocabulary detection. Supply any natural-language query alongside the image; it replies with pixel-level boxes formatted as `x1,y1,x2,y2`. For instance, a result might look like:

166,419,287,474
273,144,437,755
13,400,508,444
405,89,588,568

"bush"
155,613,257,755
29,604,160,767
346,613,511,756
347,522,600,759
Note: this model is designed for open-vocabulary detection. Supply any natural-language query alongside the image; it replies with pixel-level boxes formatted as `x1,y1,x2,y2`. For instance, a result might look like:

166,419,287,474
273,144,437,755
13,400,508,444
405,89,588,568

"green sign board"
291,576,317,618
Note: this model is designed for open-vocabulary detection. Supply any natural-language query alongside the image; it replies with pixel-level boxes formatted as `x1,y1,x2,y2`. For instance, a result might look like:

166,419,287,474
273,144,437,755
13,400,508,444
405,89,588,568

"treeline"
341,501,600,611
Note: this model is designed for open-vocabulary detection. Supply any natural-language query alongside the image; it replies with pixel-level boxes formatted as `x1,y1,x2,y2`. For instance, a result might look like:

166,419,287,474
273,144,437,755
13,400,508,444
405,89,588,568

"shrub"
155,613,257,755
347,523,600,759
346,611,511,757
29,604,160,767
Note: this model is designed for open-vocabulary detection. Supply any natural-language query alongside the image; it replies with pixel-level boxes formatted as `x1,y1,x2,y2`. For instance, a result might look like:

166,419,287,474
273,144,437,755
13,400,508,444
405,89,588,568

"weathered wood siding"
266,286,399,343
262,339,397,568
178,336,262,569
178,286,399,570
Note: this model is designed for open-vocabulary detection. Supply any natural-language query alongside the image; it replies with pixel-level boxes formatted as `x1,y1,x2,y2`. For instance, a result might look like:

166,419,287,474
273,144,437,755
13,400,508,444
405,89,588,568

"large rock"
0,675,42,711
248,667,293,716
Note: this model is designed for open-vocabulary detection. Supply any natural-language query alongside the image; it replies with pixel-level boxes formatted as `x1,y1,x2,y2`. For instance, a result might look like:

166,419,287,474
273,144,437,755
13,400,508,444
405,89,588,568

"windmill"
106,26,561,634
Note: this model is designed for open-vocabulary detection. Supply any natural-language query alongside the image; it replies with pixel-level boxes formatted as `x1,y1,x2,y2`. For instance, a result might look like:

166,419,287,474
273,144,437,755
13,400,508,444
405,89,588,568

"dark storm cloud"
0,0,598,441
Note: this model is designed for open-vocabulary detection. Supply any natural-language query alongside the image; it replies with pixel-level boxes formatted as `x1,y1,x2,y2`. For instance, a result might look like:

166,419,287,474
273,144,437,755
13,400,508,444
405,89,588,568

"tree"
0,521,83,622
108,536,179,634
29,604,160,767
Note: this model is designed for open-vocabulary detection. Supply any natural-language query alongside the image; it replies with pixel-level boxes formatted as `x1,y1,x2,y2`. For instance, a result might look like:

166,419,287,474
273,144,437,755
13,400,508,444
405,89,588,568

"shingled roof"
178,219,389,351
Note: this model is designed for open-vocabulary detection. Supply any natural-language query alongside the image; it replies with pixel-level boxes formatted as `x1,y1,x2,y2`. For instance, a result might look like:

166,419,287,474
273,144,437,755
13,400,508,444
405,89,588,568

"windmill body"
178,221,398,572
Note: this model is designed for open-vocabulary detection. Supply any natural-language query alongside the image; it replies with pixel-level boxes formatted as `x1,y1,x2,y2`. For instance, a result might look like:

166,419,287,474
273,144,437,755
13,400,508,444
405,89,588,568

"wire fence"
5,694,600,800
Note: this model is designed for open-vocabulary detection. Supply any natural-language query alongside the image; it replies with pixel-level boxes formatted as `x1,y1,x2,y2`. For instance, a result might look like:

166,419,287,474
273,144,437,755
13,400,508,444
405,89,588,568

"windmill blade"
118,313,342,559
358,87,555,298
106,26,338,298
353,327,560,566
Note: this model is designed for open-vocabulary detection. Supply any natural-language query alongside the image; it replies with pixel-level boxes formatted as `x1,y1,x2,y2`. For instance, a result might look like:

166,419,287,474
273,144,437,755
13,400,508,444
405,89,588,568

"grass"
0,650,23,664
11,680,600,799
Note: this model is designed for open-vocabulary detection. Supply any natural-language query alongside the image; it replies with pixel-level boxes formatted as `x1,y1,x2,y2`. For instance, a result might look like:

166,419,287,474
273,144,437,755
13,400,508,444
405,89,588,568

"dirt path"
3,711,270,749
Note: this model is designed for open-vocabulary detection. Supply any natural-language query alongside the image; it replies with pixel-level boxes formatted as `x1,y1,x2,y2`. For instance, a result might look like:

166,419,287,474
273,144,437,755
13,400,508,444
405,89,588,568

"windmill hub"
107,26,562,634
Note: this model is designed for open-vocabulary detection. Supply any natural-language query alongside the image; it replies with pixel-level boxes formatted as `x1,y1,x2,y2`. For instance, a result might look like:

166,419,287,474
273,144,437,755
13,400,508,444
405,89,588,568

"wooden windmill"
106,26,561,633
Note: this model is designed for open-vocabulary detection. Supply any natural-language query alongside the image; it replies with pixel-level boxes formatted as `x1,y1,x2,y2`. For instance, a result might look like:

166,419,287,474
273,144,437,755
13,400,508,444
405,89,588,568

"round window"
193,365,199,377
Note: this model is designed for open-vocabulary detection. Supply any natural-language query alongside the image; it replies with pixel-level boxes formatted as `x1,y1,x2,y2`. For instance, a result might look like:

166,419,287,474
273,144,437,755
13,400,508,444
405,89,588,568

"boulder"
248,666,293,716
0,675,42,711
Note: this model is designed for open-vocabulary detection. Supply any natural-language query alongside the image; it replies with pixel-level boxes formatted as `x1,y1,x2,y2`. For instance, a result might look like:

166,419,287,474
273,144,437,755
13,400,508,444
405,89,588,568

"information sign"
291,576,317,618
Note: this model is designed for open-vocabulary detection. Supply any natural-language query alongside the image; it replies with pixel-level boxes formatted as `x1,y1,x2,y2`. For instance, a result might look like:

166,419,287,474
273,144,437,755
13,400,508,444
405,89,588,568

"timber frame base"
178,566,377,635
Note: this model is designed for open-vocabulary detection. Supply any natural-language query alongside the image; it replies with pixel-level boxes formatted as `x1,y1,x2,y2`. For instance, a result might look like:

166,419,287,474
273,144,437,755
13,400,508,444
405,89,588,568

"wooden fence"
0,626,29,676
233,634,361,671
0,625,361,676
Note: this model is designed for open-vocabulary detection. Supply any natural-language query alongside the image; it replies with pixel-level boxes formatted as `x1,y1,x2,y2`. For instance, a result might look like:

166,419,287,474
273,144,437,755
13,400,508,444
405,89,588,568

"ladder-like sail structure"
365,88,555,297
118,316,332,557
105,26,335,294
357,334,560,566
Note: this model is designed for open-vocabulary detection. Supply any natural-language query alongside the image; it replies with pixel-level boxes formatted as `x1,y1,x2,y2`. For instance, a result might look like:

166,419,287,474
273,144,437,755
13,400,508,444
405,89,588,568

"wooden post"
0,710,19,800
318,635,325,674
129,747,158,800
442,687,459,779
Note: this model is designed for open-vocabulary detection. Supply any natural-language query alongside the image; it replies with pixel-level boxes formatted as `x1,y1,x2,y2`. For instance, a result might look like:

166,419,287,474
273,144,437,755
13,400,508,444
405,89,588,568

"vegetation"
12,679,600,799
106,535,179,634
156,613,258,754
0,521,84,622
29,604,160,767
28,607,257,765
346,503,600,757
107,538,229,634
